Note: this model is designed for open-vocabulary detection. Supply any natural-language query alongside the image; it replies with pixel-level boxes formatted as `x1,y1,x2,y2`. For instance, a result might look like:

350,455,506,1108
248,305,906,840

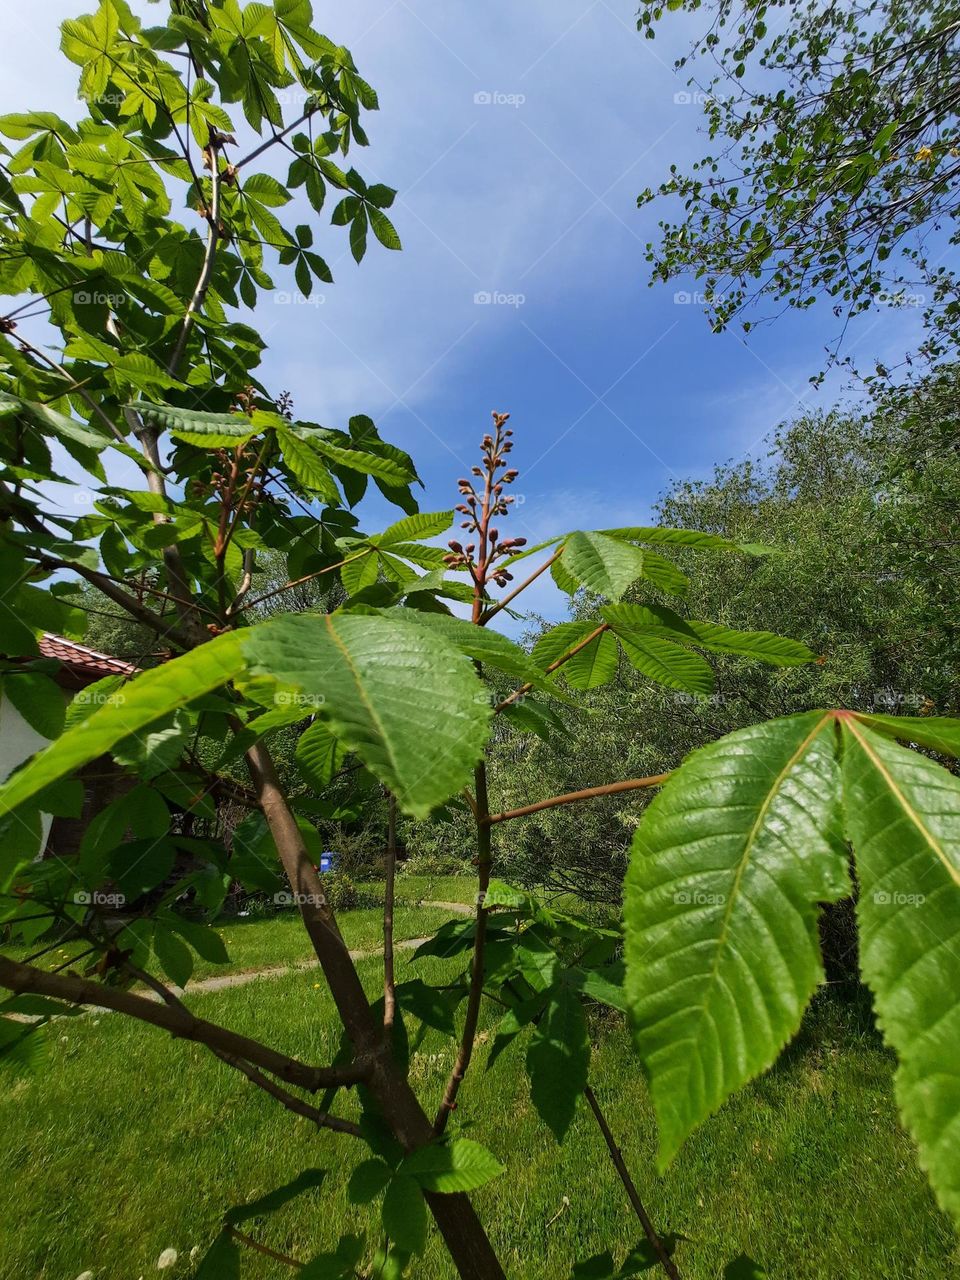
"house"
0,635,139,857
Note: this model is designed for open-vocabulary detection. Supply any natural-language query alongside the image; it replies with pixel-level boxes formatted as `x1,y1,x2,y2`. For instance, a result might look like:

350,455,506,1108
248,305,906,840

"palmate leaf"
624,712,849,1167
841,718,960,1221
241,613,490,818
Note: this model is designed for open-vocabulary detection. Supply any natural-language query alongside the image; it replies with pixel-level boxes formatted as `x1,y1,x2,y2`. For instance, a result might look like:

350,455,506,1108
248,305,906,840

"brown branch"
168,140,222,378
243,547,375,613
216,1050,362,1137
434,760,493,1135
480,546,563,624
124,958,360,1137
485,774,670,825
32,552,195,651
234,104,321,171
383,791,398,1032
584,1085,682,1280
227,1227,303,1269
0,954,368,1094
495,622,611,712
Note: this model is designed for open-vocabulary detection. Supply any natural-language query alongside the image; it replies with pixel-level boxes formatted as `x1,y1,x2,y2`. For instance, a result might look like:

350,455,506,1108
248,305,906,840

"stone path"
8,900,474,1019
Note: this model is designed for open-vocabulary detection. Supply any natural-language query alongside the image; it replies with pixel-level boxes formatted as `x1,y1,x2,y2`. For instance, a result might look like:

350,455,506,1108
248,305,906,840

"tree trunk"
243,742,507,1280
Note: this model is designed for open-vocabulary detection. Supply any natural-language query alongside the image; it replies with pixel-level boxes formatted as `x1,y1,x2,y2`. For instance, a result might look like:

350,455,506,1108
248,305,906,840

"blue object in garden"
319,851,337,874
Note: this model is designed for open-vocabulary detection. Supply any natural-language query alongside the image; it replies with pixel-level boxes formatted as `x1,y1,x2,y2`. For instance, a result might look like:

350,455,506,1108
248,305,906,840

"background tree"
637,0,960,373
492,388,960,904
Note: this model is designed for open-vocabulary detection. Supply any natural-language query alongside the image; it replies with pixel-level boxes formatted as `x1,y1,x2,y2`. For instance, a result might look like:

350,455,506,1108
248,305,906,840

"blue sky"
2,1,924,629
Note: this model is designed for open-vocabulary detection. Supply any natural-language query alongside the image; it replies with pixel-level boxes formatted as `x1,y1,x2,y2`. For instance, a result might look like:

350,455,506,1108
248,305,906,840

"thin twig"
481,546,563,624
584,1084,682,1280
167,136,222,378
227,1227,303,1269
383,792,398,1032
485,774,670,824
496,622,611,712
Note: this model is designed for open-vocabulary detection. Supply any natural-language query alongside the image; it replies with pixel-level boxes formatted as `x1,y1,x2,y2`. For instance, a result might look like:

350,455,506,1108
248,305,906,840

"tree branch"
167,140,222,379
383,791,397,1032
495,622,611,712
485,774,670,824
584,1085,682,1280
480,546,563,624
434,760,493,1135
0,954,368,1094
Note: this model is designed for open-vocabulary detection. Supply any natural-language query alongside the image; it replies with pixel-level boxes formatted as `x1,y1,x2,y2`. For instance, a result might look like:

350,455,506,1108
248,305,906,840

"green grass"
4,879,477,984
1,910,957,1280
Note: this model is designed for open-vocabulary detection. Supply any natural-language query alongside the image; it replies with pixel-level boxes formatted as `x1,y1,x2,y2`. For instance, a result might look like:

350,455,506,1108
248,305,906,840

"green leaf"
601,526,745,552
841,719,960,1223
602,604,815,666
243,172,292,206
278,428,339,501
0,633,246,817
154,924,195,988
388,609,557,691
852,714,960,759
562,628,619,690
130,401,259,448
369,206,402,250
241,614,490,818
381,1174,426,1254
402,1138,505,1193
526,983,590,1141
617,634,714,695
637,549,689,597
2,672,65,739
625,712,849,1167
562,531,646,601
378,510,452,544
295,719,346,790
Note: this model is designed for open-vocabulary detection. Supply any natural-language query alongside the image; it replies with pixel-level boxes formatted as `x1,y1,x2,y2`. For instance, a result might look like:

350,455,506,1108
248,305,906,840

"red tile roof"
39,634,139,681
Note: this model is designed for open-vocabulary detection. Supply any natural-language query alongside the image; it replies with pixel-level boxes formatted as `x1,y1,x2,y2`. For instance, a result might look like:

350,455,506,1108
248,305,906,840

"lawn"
1,892,958,1280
